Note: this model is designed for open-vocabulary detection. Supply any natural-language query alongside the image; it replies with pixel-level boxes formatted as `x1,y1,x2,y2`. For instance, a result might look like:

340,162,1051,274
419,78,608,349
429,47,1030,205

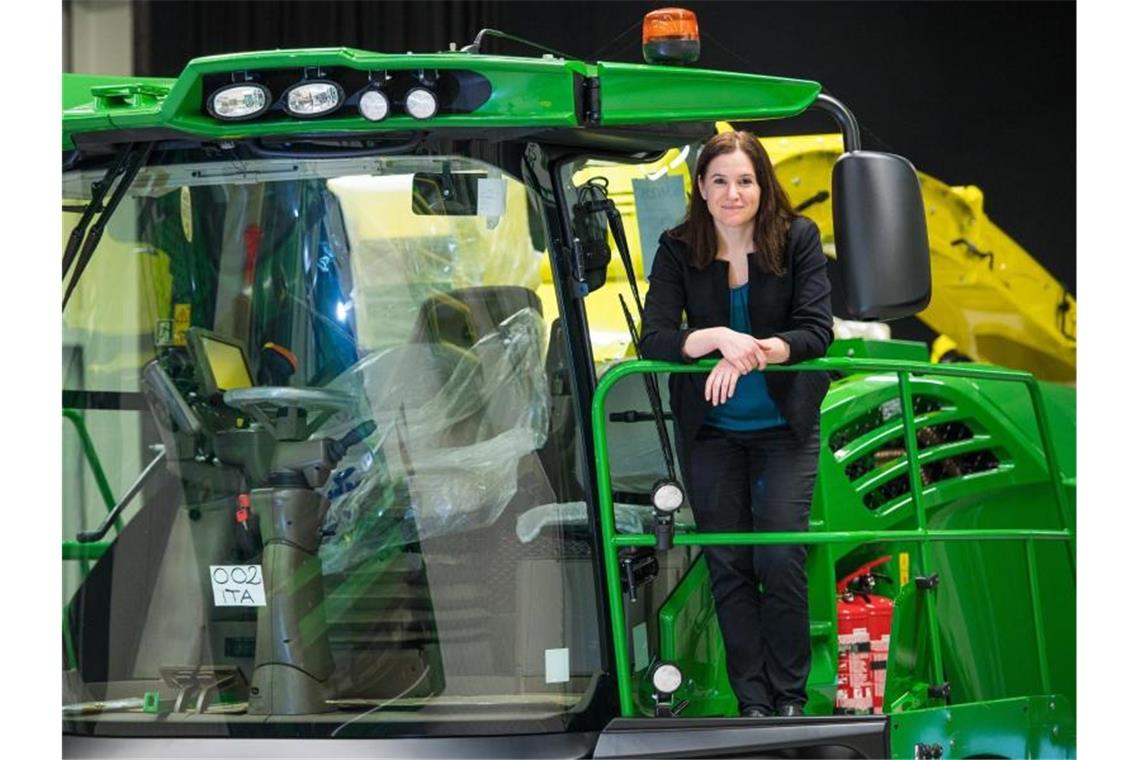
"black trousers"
685,423,820,713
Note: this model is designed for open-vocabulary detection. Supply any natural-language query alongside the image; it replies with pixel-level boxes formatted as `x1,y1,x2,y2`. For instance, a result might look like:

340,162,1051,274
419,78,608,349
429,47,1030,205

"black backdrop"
133,0,1075,293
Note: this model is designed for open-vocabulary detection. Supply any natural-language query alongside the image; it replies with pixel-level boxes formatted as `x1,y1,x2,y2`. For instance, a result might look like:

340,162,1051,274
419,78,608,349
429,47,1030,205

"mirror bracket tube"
810,93,861,153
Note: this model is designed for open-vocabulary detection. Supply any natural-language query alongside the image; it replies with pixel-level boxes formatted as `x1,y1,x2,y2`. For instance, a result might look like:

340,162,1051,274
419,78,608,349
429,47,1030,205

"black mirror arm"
810,93,862,153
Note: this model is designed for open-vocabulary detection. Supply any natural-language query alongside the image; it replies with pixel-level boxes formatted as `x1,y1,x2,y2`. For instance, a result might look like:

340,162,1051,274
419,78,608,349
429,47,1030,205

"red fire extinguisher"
835,556,894,714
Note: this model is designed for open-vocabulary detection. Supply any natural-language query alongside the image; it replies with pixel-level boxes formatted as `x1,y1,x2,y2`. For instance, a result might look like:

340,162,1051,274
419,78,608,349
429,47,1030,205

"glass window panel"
62,153,598,736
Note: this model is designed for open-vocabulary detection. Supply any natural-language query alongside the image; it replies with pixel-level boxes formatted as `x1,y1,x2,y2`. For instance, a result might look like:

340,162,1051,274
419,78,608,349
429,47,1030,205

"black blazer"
638,216,834,447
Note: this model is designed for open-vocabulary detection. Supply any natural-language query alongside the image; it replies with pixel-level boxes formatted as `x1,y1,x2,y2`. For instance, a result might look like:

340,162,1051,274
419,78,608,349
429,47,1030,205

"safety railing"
590,357,1074,717
62,409,119,571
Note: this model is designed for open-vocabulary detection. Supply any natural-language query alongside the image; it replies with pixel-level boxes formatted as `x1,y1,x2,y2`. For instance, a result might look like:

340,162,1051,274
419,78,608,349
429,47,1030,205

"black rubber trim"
593,715,889,758
64,731,598,758
63,390,150,411
66,123,713,162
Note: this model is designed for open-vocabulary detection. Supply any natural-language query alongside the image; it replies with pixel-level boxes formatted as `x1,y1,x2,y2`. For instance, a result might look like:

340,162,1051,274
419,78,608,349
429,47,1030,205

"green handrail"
62,409,121,576
1025,539,1051,693
62,409,116,513
590,357,1074,717
61,541,112,561
897,372,945,690
62,409,119,671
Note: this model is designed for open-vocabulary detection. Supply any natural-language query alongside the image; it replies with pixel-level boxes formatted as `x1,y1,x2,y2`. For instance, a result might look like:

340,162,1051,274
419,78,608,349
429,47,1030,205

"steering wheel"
223,386,357,440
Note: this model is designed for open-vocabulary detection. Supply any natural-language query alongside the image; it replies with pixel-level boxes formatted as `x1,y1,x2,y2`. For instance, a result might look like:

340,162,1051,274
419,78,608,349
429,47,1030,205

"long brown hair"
671,131,797,274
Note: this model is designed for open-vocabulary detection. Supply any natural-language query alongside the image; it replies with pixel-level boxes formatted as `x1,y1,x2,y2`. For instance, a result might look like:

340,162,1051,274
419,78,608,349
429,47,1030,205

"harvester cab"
62,8,1074,758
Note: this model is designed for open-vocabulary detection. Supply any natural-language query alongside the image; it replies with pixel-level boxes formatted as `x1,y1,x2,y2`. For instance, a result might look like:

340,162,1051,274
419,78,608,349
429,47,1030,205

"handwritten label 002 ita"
209,565,267,607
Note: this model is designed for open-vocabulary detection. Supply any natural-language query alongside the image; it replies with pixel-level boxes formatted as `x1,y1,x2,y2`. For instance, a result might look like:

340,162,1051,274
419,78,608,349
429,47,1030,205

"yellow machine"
546,129,1076,382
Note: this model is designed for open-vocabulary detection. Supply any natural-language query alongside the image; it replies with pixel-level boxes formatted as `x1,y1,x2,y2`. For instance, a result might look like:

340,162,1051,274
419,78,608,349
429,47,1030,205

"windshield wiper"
62,142,152,311
62,147,132,276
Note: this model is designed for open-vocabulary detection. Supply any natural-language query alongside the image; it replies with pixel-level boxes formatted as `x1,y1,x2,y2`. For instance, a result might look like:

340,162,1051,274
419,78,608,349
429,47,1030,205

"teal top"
705,283,788,432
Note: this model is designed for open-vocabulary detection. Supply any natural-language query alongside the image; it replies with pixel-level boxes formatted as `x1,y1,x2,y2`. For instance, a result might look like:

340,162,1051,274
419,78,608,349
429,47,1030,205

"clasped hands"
705,330,790,405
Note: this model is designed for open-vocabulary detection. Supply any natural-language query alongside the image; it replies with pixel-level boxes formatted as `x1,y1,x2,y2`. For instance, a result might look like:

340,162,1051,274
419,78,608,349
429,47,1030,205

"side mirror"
832,152,931,320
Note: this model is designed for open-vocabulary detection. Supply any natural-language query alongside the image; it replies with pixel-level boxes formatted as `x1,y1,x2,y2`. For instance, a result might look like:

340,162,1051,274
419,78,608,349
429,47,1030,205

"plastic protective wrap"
318,307,550,574
328,171,544,352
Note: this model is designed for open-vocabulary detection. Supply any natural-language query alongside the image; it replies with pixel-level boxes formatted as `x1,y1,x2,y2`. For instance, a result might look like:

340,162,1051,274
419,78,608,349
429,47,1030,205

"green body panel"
63,50,822,149
889,695,1075,758
62,73,178,148
592,357,1074,725
64,51,587,148
596,62,819,125
651,556,735,717
651,554,837,717
63,74,176,114
882,582,935,712
970,377,1076,478
827,338,929,362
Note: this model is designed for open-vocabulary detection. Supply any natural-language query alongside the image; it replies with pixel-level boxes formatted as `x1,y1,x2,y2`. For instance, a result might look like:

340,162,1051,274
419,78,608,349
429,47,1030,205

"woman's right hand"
705,359,742,405
717,328,768,374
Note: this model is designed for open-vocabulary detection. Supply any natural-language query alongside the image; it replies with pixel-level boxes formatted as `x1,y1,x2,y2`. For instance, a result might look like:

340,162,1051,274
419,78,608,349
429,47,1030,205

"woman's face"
698,148,761,231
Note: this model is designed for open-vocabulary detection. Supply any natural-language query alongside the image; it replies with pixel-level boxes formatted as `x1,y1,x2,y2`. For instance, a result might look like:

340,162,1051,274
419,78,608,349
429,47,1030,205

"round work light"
651,663,683,695
358,88,391,122
284,81,343,118
651,479,685,513
405,86,439,119
207,83,270,121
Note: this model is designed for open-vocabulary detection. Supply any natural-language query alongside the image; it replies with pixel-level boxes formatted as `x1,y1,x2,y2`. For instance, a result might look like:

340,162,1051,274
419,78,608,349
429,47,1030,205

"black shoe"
740,706,772,718
775,703,805,717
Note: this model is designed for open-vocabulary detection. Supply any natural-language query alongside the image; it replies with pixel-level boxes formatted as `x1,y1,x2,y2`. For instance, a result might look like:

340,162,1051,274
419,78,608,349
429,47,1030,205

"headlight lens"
284,81,343,117
652,480,685,513
359,89,390,122
405,86,438,119
651,663,683,694
208,84,270,121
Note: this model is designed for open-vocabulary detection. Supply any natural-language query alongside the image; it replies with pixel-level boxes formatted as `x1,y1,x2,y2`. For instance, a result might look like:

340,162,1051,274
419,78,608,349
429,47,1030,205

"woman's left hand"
757,336,791,364
705,359,743,406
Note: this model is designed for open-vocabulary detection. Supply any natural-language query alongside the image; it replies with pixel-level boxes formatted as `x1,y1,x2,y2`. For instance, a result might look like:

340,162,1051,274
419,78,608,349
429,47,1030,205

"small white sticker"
155,319,174,347
633,623,649,671
209,565,266,607
180,186,193,243
545,647,570,683
476,178,507,217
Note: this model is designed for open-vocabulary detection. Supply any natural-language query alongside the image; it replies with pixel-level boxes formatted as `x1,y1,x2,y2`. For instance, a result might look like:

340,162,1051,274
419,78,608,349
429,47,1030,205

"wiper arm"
619,294,677,482
62,144,135,278
62,142,152,311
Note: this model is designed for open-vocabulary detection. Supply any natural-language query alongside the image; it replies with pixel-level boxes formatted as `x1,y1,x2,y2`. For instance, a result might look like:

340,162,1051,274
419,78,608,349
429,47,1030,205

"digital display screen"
202,337,253,391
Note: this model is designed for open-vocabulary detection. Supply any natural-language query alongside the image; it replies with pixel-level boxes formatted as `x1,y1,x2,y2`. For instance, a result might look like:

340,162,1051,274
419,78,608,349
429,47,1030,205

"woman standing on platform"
639,130,834,717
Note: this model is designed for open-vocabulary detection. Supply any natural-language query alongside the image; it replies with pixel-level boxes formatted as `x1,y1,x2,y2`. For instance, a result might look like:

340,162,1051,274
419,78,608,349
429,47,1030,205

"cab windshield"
62,150,601,737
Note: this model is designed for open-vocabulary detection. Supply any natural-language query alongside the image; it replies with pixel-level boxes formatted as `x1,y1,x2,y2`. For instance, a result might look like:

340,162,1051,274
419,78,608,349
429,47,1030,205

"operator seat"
410,286,543,347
